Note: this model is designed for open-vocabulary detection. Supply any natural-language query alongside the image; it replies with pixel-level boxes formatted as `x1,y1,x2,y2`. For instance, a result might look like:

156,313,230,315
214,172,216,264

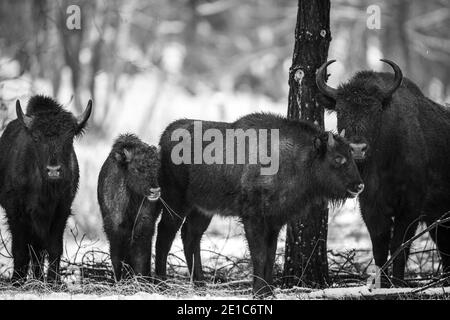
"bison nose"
347,182,365,198
46,165,61,178
349,143,368,160
356,183,365,193
147,187,161,201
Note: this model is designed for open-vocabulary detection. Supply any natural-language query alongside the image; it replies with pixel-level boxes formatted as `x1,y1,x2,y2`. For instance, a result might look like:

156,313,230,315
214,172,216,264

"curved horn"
380,59,403,99
76,99,92,132
316,60,338,100
16,100,33,129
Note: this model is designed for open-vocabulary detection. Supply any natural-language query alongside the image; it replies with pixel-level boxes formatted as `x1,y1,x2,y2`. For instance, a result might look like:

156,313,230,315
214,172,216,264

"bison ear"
76,100,93,134
157,145,162,160
16,100,33,129
123,148,133,162
115,148,133,164
314,137,322,150
150,145,161,160
313,136,326,156
327,132,336,148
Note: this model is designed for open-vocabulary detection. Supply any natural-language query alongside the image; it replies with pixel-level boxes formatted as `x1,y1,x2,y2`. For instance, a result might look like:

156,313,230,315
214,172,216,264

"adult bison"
316,59,450,286
98,134,161,281
0,95,92,284
154,113,364,296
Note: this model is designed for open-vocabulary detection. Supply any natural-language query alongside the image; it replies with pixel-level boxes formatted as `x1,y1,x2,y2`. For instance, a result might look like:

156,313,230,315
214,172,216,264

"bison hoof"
134,275,153,284
154,277,170,292
193,279,207,288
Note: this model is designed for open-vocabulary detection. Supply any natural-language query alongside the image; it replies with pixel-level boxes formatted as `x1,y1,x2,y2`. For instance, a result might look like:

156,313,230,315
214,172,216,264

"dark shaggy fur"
154,113,363,297
0,95,91,284
98,134,160,281
327,70,450,285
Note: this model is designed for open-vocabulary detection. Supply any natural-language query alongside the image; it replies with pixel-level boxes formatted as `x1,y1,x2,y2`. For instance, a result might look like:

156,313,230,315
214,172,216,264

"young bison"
0,95,92,284
98,134,161,281
154,113,364,297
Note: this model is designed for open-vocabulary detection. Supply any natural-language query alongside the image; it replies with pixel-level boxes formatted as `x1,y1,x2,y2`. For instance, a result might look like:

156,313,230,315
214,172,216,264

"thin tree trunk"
58,0,85,113
283,0,332,288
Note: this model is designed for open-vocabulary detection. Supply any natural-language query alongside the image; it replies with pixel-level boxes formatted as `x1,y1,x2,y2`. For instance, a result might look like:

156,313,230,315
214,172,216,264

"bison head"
313,131,364,198
115,144,161,201
16,98,92,182
316,59,403,162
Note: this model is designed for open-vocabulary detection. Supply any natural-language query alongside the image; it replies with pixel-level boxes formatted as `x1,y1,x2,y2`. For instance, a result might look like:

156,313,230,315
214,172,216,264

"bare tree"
58,0,86,113
283,0,332,288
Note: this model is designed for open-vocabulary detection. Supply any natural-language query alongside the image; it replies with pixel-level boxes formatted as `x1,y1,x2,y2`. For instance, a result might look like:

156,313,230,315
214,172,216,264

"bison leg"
47,243,62,284
10,226,30,285
30,246,46,281
362,209,392,287
427,219,450,276
46,214,68,284
129,202,159,280
242,214,272,298
181,209,212,285
110,237,126,281
390,216,419,285
263,221,282,287
155,206,184,282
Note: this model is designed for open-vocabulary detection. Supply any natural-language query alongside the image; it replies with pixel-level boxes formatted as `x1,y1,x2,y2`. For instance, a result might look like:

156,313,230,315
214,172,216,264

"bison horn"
16,100,33,129
327,132,335,148
316,60,338,100
339,129,346,138
76,99,93,132
380,59,403,99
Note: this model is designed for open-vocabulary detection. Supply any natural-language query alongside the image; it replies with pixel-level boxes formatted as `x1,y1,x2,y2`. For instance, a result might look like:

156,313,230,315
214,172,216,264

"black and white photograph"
0,0,449,306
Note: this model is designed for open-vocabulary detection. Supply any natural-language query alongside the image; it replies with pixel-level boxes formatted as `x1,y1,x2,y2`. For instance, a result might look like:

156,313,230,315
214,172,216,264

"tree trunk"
381,0,410,74
283,0,332,288
58,0,85,113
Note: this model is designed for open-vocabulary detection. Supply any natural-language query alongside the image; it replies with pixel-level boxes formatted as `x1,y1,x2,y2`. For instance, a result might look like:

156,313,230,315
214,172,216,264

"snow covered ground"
0,286,448,300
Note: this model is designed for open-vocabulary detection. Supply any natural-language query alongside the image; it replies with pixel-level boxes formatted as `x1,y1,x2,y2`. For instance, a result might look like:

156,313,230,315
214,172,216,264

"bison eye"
335,156,347,165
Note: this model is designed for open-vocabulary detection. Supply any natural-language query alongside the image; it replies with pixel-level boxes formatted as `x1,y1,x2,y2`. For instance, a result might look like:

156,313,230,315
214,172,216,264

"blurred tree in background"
1,0,448,134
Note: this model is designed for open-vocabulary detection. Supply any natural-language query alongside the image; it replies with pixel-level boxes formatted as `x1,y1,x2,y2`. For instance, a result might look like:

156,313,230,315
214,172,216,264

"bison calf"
0,95,92,284
155,113,363,297
98,134,161,281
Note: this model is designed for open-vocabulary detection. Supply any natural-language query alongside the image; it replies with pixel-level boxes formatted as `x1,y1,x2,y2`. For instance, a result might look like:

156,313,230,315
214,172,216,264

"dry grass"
0,226,449,299
0,206,449,299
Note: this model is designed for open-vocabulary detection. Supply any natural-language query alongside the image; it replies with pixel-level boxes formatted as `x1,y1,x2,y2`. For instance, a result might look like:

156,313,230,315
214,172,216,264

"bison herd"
0,60,449,297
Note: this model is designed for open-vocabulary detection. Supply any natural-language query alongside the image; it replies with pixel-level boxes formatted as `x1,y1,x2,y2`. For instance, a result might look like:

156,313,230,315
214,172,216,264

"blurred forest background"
0,0,449,253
